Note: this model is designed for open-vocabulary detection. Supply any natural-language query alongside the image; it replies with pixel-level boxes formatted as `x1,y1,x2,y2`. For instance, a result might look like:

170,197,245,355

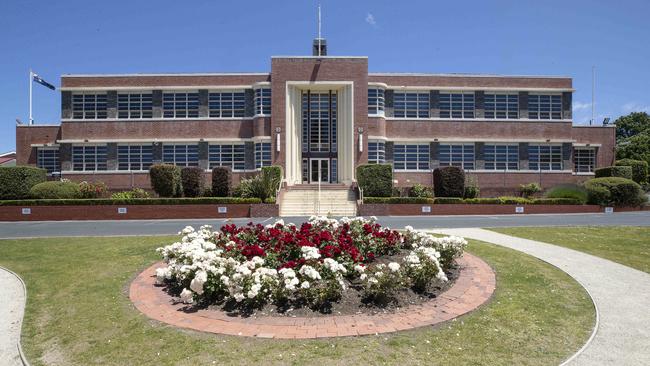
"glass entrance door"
310,158,329,184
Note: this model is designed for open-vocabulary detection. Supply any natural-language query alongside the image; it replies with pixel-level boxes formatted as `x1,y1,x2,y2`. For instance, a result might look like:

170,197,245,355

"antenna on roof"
591,65,595,126
318,3,321,41
312,3,327,56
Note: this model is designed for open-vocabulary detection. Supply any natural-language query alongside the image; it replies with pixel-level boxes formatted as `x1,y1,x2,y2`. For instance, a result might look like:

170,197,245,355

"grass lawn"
0,235,594,366
490,226,650,274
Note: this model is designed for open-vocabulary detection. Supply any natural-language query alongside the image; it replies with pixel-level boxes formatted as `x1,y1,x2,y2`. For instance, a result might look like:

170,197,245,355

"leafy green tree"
616,133,650,166
615,112,650,141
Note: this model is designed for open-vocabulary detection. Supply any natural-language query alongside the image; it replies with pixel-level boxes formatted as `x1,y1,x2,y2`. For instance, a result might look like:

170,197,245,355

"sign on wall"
218,206,228,214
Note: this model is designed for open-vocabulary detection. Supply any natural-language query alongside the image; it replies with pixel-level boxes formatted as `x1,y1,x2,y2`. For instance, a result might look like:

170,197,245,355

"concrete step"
279,187,357,217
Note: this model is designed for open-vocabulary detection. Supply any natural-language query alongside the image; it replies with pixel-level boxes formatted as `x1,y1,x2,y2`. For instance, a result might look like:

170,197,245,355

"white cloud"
572,101,592,112
622,102,650,114
365,13,376,26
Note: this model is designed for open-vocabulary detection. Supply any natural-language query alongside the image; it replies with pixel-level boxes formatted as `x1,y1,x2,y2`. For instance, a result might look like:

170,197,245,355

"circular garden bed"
130,217,496,338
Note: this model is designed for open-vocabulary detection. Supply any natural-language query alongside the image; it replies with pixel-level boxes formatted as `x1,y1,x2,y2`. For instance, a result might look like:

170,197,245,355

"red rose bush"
156,216,467,311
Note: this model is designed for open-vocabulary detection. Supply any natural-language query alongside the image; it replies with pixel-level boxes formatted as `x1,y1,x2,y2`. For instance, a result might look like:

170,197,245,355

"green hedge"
150,164,182,197
212,167,231,197
433,197,464,204
615,159,649,184
181,167,204,197
357,164,393,197
544,184,588,204
433,166,465,197
364,197,434,204
595,166,633,180
0,197,262,206
584,177,646,206
0,166,47,200
30,181,81,199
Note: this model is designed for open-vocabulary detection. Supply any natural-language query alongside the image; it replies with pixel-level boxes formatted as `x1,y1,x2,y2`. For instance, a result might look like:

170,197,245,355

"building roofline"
0,151,16,157
61,72,270,78
271,56,368,59
369,72,571,79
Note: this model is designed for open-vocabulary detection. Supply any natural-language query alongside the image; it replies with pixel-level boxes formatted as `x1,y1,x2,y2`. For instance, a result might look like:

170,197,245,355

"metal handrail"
275,179,286,205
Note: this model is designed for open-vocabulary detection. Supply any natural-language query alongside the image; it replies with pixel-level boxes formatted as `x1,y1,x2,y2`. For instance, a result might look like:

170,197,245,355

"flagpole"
29,69,33,125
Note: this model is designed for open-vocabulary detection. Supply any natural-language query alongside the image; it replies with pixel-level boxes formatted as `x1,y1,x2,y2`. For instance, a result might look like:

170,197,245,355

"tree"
616,133,650,166
615,112,650,141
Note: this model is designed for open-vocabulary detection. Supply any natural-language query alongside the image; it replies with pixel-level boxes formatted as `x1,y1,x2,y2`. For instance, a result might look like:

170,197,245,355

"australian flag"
32,73,56,90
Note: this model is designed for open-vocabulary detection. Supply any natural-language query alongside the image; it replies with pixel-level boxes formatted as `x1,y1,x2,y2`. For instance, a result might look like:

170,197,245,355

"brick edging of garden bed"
129,253,496,339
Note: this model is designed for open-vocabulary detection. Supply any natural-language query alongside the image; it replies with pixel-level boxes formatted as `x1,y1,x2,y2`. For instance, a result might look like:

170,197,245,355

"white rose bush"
155,217,467,311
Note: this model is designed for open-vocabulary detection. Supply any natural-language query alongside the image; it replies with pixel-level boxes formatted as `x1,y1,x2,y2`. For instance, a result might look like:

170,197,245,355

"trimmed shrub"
464,176,480,199
615,159,648,184
364,197,434,204
544,184,588,204
78,181,108,199
462,198,501,204
211,167,231,197
111,188,150,200
30,181,81,199
149,164,182,198
181,167,204,198
584,177,646,206
433,197,464,204
0,166,47,200
531,198,584,205
497,196,532,205
357,164,393,197
433,166,465,198
595,166,633,180
409,184,433,198
0,197,262,206
519,183,541,198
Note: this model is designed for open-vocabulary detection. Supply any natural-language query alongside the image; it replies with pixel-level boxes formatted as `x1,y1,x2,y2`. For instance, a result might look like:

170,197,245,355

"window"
72,145,107,171
393,92,430,118
368,88,385,116
163,144,199,167
439,143,475,170
574,147,596,173
254,88,271,115
37,147,60,174
302,91,337,153
163,92,199,118
484,93,518,119
368,141,386,164
439,92,475,119
209,144,245,170
117,144,153,171
528,94,562,120
72,93,107,119
255,142,272,168
528,144,563,170
484,144,519,170
118,93,153,119
394,144,430,171
209,91,246,118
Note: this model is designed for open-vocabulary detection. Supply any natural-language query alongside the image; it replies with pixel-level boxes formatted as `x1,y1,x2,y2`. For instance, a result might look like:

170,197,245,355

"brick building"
16,40,614,208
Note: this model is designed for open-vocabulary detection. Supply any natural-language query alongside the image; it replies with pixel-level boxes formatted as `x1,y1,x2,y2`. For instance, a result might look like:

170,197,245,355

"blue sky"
1,0,649,153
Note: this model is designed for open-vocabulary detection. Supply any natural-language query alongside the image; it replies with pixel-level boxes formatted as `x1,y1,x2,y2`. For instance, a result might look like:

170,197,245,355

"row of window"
71,89,271,120
367,90,565,120
367,142,595,172
37,143,272,173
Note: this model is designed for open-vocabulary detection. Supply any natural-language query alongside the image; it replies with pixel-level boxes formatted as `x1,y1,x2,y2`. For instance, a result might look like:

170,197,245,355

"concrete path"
431,228,650,366
0,267,26,366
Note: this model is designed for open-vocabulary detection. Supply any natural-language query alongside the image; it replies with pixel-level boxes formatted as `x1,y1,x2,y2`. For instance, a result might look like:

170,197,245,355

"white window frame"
37,147,60,174
574,147,596,173
162,91,200,119
117,92,153,119
393,143,430,171
162,143,199,167
71,144,108,171
439,92,475,119
528,93,563,120
254,87,271,116
117,144,154,171
438,143,475,170
72,92,108,119
484,92,519,119
528,144,563,171
209,90,246,118
368,87,385,116
209,143,246,171
255,142,272,169
393,91,430,119
367,140,386,164
483,143,519,170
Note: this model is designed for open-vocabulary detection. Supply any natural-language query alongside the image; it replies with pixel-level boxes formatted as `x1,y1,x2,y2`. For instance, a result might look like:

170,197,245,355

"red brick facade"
15,56,615,196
